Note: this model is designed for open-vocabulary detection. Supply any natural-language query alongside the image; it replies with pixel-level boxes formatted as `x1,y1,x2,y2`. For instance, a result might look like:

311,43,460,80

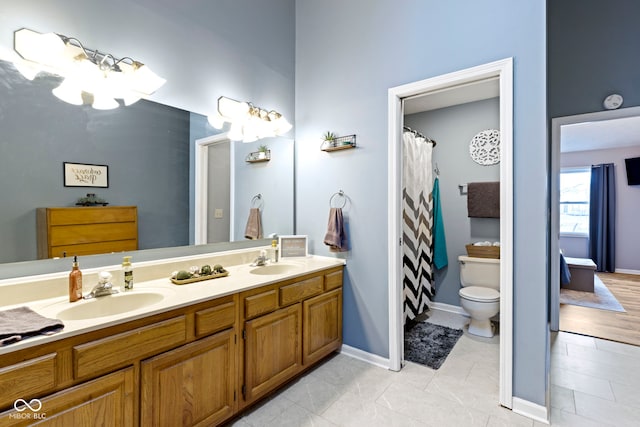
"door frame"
549,105,640,330
194,132,234,244
387,58,514,408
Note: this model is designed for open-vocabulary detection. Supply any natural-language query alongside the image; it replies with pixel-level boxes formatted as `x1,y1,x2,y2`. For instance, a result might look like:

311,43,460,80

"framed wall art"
63,162,109,188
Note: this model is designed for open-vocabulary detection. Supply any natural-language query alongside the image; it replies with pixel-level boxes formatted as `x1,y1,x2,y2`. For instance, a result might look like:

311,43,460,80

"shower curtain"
402,131,434,322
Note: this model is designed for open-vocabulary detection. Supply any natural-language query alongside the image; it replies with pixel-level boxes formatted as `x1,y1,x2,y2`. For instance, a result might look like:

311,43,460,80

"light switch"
214,208,223,219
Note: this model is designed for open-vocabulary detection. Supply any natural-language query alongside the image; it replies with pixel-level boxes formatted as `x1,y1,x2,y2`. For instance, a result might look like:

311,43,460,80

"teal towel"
433,178,448,269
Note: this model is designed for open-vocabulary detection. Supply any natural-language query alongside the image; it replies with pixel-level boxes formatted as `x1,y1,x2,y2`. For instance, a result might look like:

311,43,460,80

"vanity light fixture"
208,96,292,142
13,28,166,110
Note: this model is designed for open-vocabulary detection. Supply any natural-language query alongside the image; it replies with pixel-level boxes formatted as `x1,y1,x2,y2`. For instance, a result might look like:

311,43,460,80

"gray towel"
244,208,263,240
324,208,348,252
467,181,500,218
0,306,64,346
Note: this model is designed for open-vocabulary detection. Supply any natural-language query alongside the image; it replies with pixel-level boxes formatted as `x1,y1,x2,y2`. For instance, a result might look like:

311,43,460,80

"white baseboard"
512,397,549,424
615,268,640,275
340,344,390,370
430,301,470,317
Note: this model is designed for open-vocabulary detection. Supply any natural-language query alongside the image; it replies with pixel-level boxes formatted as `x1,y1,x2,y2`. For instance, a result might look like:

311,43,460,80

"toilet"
458,255,500,337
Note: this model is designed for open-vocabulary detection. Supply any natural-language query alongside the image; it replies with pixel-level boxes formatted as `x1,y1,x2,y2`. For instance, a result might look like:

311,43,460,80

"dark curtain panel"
589,163,616,272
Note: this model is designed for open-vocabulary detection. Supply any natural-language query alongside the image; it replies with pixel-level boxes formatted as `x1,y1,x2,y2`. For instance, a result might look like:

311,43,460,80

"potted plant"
323,131,337,147
257,144,269,159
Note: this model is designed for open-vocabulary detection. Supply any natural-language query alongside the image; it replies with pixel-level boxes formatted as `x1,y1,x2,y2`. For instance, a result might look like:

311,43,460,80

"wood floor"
559,272,640,347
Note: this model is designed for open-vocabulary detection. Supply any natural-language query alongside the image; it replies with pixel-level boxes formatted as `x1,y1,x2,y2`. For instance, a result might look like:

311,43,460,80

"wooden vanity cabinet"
0,265,343,426
240,266,343,408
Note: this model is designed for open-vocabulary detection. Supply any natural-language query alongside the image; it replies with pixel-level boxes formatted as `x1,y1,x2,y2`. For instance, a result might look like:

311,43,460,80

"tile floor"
227,311,640,426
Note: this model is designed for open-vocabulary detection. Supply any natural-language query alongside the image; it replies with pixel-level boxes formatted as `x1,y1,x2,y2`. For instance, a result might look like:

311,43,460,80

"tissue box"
465,244,500,259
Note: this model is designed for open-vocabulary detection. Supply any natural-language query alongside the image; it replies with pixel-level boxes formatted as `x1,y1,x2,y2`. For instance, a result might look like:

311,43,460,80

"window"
560,168,591,235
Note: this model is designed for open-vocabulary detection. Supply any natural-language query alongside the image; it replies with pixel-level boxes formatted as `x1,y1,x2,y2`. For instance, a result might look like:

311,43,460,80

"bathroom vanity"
0,250,343,426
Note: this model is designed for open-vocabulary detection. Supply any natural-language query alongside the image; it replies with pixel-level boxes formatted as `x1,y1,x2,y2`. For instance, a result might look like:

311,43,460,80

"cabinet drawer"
0,353,56,410
196,299,236,337
244,290,277,320
325,270,343,291
73,316,186,380
279,276,323,306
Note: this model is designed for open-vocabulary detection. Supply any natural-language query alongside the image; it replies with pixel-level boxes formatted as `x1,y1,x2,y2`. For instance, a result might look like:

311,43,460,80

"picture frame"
63,162,109,188
279,235,308,258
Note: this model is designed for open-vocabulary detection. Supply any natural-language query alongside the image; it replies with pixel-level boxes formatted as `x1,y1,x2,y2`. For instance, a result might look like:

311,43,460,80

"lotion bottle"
271,240,279,263
68,256,83,302
122,256,133,290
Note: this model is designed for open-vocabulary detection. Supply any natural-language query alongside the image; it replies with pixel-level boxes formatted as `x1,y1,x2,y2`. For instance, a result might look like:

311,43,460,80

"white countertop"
0,255,345,355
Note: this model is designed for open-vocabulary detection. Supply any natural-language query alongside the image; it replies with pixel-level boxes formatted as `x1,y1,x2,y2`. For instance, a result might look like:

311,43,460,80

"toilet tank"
458,255,500,290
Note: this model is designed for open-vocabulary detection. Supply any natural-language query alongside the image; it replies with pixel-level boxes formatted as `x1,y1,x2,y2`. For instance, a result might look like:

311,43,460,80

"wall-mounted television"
625,156,640,185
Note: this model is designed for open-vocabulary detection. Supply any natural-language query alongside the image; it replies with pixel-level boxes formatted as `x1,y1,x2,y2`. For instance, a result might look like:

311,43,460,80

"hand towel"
244,208,263,240
324,207,348,252
0,306,64,346
432,178,448,269
467,181,500,218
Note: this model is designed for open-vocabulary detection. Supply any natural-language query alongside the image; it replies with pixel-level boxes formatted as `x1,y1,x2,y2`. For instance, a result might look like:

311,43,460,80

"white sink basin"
249,263,301,276
54,291,168,321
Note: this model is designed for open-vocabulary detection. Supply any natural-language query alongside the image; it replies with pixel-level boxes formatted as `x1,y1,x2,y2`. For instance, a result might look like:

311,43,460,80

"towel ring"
251,194,263,210
329,190,347,209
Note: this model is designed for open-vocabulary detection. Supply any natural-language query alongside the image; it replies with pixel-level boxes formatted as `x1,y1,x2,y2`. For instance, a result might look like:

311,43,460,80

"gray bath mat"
404,322,463,369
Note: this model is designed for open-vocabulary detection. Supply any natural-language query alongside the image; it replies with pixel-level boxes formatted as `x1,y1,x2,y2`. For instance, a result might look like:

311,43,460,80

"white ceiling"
561,115,640,153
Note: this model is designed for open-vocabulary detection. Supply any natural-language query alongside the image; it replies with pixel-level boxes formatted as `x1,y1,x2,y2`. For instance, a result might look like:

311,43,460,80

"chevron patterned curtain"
402,131,434,322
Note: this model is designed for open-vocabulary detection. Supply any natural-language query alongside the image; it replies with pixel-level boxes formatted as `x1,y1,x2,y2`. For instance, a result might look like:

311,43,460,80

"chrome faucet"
251,250,268,267
84,271,119,299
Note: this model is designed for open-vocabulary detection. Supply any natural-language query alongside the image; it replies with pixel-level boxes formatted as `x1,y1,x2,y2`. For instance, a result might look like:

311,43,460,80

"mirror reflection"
0,59,293,265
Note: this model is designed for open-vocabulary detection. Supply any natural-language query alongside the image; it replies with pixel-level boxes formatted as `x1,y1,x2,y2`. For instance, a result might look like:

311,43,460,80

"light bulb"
52,79,83,105
228,122,244,141
207,113,225,129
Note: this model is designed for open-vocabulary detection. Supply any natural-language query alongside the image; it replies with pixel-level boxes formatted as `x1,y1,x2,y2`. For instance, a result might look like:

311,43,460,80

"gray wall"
560,146,640,271
0,61,190,263
405,98,500,307
233,138,295,241
296,0,547,406
548,0,640,118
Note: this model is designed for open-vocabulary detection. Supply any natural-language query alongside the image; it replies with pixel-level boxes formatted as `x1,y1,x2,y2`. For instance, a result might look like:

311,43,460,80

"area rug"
404,322,463,369
560,275,625,312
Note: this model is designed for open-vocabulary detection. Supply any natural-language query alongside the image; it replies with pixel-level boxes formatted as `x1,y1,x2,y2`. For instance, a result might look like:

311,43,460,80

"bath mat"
560,275,625,312
404,322,463,369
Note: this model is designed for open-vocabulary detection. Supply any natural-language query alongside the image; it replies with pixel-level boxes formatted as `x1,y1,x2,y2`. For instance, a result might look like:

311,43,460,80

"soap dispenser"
68,256,83,302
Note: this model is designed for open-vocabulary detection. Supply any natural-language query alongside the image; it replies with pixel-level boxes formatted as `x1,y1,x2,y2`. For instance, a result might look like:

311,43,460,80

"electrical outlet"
214,208,223,219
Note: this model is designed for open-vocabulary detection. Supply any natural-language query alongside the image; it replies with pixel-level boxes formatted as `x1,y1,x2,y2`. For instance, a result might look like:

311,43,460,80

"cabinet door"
244,304,301,403
0,367,134,427
303,288,343,365
140,330,236,427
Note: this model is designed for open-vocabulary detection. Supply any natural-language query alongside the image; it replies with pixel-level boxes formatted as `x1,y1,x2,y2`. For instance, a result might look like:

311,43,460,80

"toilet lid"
460,286,500,302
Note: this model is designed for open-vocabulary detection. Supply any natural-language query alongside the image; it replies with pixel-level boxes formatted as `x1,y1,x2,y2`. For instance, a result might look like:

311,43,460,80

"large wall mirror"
0,59,294,275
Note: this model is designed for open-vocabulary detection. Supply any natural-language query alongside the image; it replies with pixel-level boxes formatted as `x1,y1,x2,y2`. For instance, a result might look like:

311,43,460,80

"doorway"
387,58,514,408
194,133,235,245
550,105,640,346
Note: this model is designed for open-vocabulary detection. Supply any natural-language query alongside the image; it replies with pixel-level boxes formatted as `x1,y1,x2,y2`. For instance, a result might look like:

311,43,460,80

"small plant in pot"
257,144,269,159
323,131,337,147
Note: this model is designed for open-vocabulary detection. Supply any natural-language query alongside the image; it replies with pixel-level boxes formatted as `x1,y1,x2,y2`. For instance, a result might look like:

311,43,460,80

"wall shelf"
321,134,356,152
245,150,271,163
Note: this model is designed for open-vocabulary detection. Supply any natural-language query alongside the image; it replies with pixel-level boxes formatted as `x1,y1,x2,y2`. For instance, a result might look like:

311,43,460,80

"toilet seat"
459,286,500,302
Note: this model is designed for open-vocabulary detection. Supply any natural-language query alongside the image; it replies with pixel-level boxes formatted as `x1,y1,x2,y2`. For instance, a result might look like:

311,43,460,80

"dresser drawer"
0,353,56,410
244,289,277,320
195,298,236,337
73,316,186,380
279,276,323,306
